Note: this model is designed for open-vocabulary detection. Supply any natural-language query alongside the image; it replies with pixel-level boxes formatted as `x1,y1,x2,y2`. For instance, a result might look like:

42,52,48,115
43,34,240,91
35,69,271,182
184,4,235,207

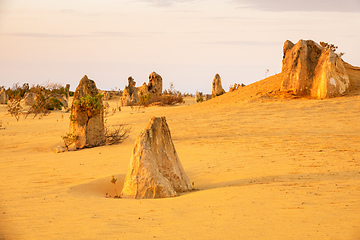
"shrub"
320,41,345,57
61,133,78,149
105,124,130,145
6,83,29,100
7,99,22,121
72,94,103,119
46,97,64,110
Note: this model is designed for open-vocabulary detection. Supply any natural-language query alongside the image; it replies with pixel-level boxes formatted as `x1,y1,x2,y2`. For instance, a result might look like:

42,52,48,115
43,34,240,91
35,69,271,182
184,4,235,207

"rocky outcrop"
212,74,225,98
69,75,105,149
0,89,8,104
121,116,192,199
195,92,203,102
119,73,163,107
148,72,162,96
280,39,350,98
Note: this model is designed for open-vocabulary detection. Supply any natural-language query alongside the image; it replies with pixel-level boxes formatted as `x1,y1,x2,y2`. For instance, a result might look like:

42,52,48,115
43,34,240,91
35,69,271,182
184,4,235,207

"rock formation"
148,72,163,96
121,116,192,199
195,92,203,102
205,94,212,101
212,74,225,98
119,72,163,107
0,89,8,104
65,84,70,99
280,39,350,98
69,75,105,149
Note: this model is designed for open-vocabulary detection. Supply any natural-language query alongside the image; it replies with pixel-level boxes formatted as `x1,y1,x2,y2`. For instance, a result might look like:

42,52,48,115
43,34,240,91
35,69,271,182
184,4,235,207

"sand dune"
1,76,360,239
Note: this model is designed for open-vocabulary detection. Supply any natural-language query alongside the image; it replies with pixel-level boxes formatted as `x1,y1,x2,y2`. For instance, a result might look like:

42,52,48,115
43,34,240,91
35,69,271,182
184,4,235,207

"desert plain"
1,74,360,239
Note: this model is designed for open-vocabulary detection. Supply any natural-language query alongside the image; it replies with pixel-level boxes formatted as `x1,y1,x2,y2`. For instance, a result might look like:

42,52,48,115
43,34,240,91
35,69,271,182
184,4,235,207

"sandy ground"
1,75,360,239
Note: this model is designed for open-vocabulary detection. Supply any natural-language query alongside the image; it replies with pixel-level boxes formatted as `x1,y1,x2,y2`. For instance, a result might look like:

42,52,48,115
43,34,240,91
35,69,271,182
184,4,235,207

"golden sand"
1,74,360,239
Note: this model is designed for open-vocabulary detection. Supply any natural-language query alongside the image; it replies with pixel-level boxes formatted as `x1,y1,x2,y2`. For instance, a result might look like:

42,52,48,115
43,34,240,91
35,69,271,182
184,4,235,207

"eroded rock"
0,89,8,104
69,75,105,149
280,39,350,98
212,74,225,98
121,116,191,199
148,72,163,96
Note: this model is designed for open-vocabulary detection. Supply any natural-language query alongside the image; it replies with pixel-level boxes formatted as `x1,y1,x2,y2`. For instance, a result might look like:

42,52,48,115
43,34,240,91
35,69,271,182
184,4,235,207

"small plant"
105,125,131,145
7,99,22,121
0,120,5,130
61,133,78,149
47,97,63,110
320,41,345,57
111,175,119,198
73,94,103,119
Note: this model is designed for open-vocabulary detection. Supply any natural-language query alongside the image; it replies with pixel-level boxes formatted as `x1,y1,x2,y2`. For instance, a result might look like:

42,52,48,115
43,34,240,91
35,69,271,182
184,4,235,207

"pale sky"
1,0,360,93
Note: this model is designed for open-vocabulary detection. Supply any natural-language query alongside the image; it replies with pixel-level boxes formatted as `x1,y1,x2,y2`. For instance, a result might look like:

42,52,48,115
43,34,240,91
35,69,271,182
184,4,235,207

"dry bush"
320,41,345,57
7,99,22,121
105,125,131,145
229,83,245,92
25,92,64,119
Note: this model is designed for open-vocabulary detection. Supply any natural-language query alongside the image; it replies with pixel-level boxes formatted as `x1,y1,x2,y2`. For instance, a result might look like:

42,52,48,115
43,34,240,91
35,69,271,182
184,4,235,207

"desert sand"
1,74,360,239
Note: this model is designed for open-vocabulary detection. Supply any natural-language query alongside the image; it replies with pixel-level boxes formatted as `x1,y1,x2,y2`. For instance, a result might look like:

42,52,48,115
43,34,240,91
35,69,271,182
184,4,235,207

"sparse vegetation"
229,83,245,92
105,124,130,145
110,175,119,198
4,82,69,120
61,133,78,149
7,99,22,121
133,83,184,109
71,94,103,120
320,41,345,57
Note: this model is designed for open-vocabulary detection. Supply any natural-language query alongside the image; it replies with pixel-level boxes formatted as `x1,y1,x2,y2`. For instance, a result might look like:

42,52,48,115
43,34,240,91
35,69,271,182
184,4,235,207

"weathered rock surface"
121,116,192,199
53,146,66,153
212,74,225,98
69,75,105,149
280,39,350,98
148,72,163,96
0,89,8,104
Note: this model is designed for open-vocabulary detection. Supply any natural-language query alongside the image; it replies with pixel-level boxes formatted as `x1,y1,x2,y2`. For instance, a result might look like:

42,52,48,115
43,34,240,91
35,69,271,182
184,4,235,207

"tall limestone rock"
212,74,225,98
0,89,8,104
69,75,105,149
121,116,192,199
148,72,163,96
280,39,350,98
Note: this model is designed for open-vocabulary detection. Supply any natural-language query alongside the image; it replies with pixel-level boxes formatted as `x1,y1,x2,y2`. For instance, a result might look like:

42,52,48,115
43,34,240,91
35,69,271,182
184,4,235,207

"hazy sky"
1,0,360,93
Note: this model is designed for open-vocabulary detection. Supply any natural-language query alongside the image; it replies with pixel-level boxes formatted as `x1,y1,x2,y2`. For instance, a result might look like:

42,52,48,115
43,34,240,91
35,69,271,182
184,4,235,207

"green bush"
46,97,64,110
72,94,103,119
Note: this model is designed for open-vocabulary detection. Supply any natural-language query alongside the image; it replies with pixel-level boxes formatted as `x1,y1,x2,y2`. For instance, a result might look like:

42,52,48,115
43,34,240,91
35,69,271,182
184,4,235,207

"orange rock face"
281,39,350,98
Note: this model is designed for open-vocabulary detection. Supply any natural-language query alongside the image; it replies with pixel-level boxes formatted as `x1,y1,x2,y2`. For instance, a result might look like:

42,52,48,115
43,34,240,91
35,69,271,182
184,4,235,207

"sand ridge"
1,77,360,239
